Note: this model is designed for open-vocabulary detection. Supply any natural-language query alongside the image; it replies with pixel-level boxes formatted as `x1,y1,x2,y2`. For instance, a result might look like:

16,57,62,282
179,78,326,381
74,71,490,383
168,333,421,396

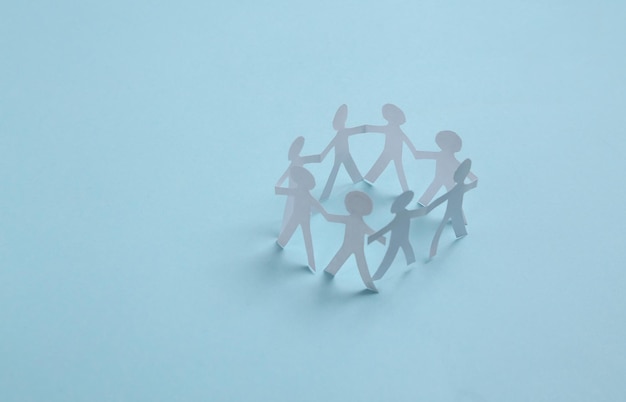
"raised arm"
367,220,393,245
275,168,290,187
464,179,478,192
301,154,322,164
467,171,478,182
325,213,349,224
365,223,386,245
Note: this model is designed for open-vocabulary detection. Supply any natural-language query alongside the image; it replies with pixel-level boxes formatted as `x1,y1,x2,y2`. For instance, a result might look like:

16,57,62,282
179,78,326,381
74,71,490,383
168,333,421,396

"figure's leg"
430,215,449,258
277,219,299,248
364,154,390,184
451,214,468,238
355,251,377,292
301,219,316,271
280,196,295,232
418,180,442,206
372,243,399,280
320,161,341,201
324,247,351,276
343,155,363,183
394,159,409,192
400,240,416,265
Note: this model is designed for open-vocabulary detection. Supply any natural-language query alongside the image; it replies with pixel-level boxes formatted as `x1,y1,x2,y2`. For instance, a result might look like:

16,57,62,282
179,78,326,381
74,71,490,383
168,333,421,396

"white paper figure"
276,136,321,230
275,166,329,271
362,104,418,192
324,191,386,292
367,191,427,280
319,104,368,200
413,130,477,206
425,159,478,258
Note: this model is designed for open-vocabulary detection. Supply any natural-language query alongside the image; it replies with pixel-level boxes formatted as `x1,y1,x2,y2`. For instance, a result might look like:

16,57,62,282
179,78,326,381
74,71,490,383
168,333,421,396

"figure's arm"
342,125,368,136
275,186,296,196
319,138,335,161
365,224,386,245
409,207,428,218
367,221,393,245
465,179,478,191
325,213,348,223
402,133,418,155
413,150,440,160
426,192,449,213
275,168,290,187
467,171,478,182
301,154,322,164
363,124,387,133
310,196,330,219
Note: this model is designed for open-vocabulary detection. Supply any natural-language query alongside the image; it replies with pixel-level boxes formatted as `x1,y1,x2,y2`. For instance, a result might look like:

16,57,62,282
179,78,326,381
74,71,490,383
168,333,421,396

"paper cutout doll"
276,136,321,230
324,191,386,292
425,159,477,258
413,130,477,206
362,104,418,192
367,191,427,280
319,104,368,200
275,166,328,271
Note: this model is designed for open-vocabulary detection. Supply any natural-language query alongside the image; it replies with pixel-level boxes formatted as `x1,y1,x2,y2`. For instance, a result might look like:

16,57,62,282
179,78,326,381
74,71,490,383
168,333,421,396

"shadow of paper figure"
414,130,477,206
319,104,368,200
362,104,418,192
276,136,322,231
324,191,386,293
425,159,478,258
275,166,329,272
367,191,427,280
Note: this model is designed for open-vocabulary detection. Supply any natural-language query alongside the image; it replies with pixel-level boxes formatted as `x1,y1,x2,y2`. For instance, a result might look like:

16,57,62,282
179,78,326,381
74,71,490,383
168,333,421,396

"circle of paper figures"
274,104,478,293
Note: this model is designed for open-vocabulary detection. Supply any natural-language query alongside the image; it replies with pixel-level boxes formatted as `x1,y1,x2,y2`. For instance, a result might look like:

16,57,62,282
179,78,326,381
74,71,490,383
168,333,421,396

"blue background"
2,1,626,401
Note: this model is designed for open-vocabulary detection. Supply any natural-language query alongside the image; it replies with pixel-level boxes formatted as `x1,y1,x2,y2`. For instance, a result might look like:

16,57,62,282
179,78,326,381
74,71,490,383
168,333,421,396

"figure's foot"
455,233,467,239
323,269,336,277
275,240,285,249
363,176,375,186
307,264,316,273
417,200,427,207
365,282,379,293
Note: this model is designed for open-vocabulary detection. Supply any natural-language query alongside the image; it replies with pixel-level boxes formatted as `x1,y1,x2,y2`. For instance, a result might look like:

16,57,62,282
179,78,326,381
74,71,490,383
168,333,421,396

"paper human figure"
276,136,321,230
362,104,418,192
425,159,477,258
319,104,368,200
367,191,427,280
413,130,477,206
275,166,328,271
324,191,386,292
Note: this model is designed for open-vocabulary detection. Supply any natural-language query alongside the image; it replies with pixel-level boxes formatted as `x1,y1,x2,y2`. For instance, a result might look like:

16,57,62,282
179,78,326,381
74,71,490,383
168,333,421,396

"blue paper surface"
2,2,626,401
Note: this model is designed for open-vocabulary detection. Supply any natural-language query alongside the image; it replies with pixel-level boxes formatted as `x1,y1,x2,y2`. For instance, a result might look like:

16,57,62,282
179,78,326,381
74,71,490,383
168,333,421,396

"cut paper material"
275,166,328,271
362,104,418,192
413,130,478,206
319,105,368,200
425,159,477,258
324,191,386,292
276,136,322,230
367,191,427,280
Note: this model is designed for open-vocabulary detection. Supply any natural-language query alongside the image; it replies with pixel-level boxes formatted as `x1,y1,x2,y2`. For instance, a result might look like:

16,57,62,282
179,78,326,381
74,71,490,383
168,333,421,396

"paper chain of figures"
275,104,478,293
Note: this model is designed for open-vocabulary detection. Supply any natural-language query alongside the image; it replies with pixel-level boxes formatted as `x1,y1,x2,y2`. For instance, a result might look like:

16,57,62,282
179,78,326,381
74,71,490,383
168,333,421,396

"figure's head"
454,159,472,184
332,104,348,130
288,136,305,160
344,191,373,216
382,104,406,125
290,166,316,190
391,191,414,213
435,130,462,152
